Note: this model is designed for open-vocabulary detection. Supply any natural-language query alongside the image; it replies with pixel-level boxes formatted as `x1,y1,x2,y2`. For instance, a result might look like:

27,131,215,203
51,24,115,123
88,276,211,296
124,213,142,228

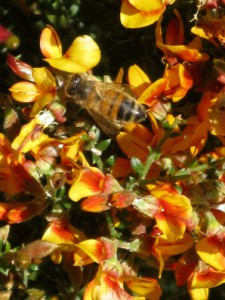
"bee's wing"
92,81,135,98
87,108,121,136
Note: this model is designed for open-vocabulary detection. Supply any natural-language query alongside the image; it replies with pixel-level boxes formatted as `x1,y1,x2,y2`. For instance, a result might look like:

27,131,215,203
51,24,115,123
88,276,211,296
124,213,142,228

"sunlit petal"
69,167,105,202
117,132,149,161
65,35,101,70
81,193,110,212
156,233,194,256
190,267,225,289
32,67,56,92
84,270,133,300
125,276,162,299
40,25,62,58
43,57,87,73
156,39,209,63
120,0,165,28
156,212,186,241
42,222,85,245
196,234,225,271
137,78,168,105
188,288,209,300
9,82,39,102
128,64,151,96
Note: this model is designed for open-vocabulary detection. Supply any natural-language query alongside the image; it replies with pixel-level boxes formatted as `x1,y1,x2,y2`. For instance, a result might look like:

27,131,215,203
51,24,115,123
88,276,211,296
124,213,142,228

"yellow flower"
40,25,101,73
9,67,56,116
120,0,175,29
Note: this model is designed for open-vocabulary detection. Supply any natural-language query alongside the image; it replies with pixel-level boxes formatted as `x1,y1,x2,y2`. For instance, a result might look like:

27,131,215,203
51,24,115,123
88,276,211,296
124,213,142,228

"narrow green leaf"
96,139,111,151
131,156,144,175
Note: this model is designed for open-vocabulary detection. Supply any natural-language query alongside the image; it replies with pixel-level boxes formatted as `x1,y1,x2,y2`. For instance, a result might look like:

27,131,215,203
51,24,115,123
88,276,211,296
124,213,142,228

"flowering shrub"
1,0,225,299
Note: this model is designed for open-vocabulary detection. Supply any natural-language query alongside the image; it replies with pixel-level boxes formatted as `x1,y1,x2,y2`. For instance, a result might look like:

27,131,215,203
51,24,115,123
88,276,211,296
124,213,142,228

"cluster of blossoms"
1,0,225,299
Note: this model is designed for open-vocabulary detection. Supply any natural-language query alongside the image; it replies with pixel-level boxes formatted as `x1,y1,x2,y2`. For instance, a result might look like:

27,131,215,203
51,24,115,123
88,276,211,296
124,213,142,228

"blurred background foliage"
1,0,225,299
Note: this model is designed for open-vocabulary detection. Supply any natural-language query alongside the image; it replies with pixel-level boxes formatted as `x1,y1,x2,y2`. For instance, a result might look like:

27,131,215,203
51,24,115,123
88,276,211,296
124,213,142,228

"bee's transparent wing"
87,108,121,137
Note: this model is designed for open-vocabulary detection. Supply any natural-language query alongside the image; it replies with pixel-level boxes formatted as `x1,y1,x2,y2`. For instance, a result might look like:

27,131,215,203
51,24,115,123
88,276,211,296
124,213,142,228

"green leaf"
104,155,115,167
96,139,111,151
131,157,144,175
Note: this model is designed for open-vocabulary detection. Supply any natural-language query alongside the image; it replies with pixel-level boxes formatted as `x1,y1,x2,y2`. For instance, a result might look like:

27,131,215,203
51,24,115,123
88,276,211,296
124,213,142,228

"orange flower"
189,265,225,290
156,9,209,64
191,10,225,46
163,63,193,102
111,157,133,179
120,0,175,29
0,133,22,195
134,184,194,241
137,78,171,120
154,193,194,241
84,267,133,300
0,132,45,196
175,248,225,297
9,67,56,116
69,166,123,203
196,231,225,271
40,25,101,73
0,196,46,224
42,221,85,246
74,237,117,266
125,276,162,299
84,262,162,300
198,91,225,136
152,233,194,277
162,116,209,156
42,220,86,263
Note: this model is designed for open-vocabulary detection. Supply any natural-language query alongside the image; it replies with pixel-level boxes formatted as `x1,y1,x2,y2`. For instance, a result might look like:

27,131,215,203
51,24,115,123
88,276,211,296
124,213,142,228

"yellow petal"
128,64,151,96
196,235,225,271
120,0,165,28
40,26,62,58
42,222,84,245
75,240,105,263
129,0,164,11
128,64,151,86
30,93,54,117
117,132,149,161
9,82,39,102
43,57,87,73
156,233,194,256
32,67,56,92
11,119,47,152
156,40,209,62
137,78,168,105
189,288,209,300
126,276,162,299
65,35,101,70
156,212,186,241
69,167,105,202
190,267,225,289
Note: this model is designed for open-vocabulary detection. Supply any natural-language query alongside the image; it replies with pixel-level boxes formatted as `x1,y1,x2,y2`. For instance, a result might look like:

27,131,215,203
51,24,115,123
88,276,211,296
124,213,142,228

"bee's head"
65,73,93,103
65,74,82,97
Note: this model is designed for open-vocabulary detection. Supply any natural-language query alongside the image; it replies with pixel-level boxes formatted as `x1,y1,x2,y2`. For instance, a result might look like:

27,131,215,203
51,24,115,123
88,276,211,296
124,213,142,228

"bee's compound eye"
66,74,81,96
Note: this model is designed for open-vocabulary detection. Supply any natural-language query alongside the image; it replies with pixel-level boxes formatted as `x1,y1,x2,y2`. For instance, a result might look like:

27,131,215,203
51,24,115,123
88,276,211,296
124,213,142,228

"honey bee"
65,73,147,136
